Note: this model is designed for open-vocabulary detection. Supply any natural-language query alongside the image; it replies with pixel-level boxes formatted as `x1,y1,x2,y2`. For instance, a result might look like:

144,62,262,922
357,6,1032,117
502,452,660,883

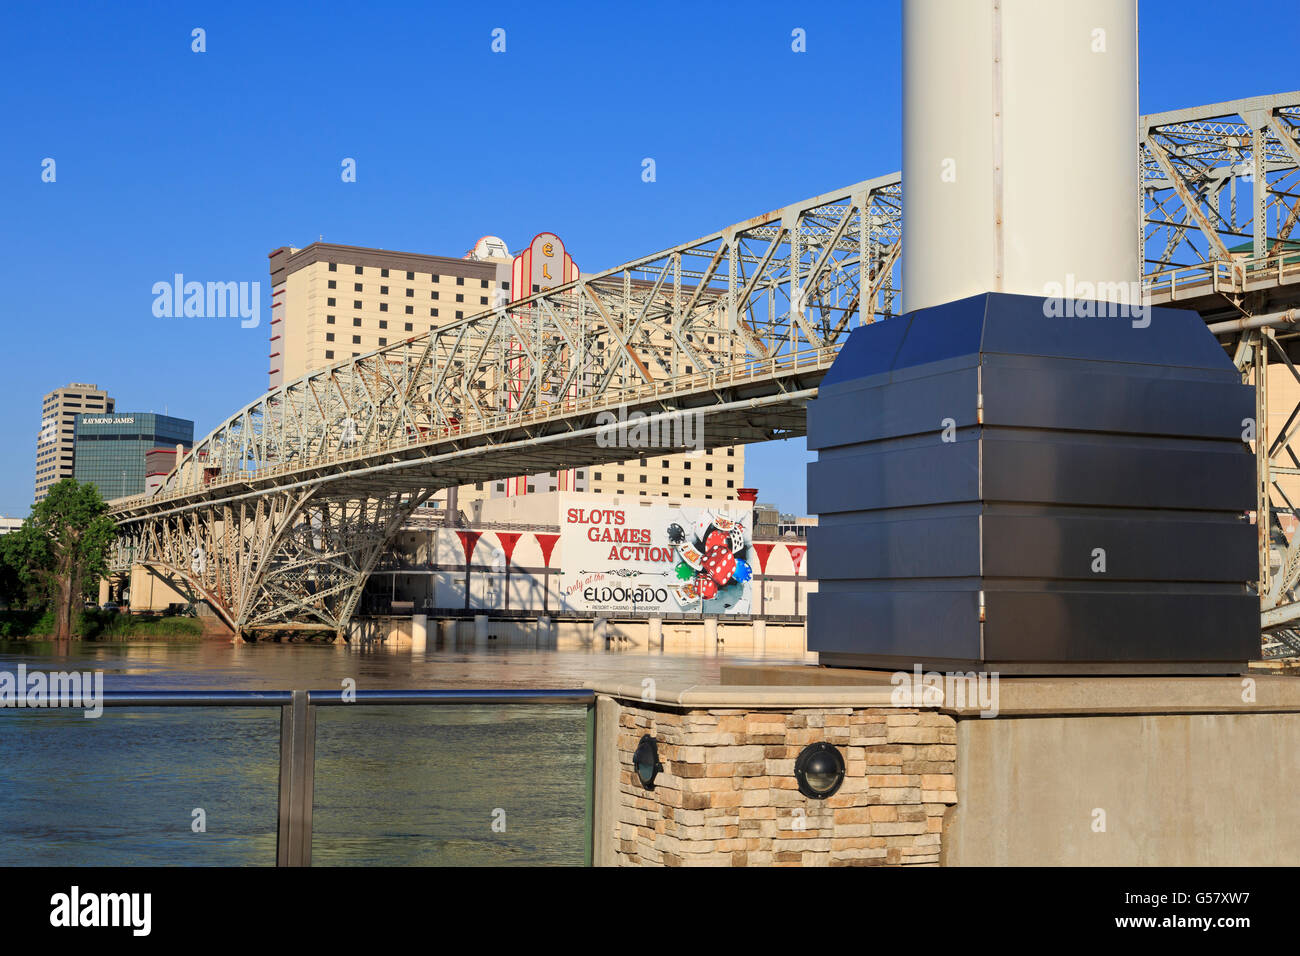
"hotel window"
354,283,362,292
406,288,414,297
456,277,464,286
406,271,414,280
353,300,361,309
353,317,361,326
378,320,387,329
404,323,413,332
594,472,602,480
325,350,334,359
501,281,510,290
326,315,335,324
327,298,336,306
480,279,489,289
727,480,734,488
326,332,334,342
405,306,414,314
639,475,647,483
328,263,337,272
380,285,388,294
705,478,713,487
431,291,439,299
662,476,669,484
378,338,387,346
327,280,336,289
352,335,361,344
456,311,463,319
379,303,388,312
684,477,691,486
455,294,464,303
431,274,440,282
617,473,624,481
431,309,439,317
479,297,488,306
354,265,363,275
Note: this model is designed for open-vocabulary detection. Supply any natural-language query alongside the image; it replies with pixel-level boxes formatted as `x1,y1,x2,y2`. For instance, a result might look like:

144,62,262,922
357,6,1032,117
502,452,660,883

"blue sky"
1,0,1296,517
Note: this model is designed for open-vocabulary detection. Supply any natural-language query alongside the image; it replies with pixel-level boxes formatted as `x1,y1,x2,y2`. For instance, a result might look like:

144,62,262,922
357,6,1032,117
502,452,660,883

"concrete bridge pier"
648,617,663,649
704,617,718,652
411,614,427,653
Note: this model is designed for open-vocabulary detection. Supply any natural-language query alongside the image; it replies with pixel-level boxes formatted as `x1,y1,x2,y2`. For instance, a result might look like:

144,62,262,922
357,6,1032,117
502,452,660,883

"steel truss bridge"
109,92,1300,648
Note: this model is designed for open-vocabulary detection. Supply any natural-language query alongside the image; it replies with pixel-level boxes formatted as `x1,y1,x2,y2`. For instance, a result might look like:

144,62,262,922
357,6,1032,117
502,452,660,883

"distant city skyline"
2,0,1297,516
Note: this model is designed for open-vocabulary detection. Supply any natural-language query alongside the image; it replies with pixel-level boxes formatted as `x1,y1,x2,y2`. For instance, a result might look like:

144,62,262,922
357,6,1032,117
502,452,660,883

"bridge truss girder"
114,486,432,639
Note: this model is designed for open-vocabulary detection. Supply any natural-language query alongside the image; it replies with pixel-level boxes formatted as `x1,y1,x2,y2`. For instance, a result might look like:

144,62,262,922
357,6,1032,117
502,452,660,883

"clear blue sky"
1,0,1296,517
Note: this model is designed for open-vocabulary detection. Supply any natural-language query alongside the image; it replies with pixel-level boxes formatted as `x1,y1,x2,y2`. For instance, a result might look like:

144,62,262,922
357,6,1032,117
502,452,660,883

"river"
0,637,809,866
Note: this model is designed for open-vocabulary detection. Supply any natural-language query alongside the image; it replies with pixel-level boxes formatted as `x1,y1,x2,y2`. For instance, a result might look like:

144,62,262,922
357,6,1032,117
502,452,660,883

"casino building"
266,234,745,516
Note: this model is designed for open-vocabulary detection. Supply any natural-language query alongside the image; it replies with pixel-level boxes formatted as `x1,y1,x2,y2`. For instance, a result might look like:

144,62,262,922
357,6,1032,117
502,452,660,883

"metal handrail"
14,687,596,867
113,344,838,511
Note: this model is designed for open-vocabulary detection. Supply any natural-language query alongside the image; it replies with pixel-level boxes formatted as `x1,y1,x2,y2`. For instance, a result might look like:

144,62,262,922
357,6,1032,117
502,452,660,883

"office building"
34,383,115,502
73,413,194,501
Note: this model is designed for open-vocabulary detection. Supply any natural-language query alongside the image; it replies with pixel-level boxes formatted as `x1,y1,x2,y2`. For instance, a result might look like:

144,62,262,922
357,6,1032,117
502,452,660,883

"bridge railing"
1144,253,1300,303
112,343,839,512
1,688,596,867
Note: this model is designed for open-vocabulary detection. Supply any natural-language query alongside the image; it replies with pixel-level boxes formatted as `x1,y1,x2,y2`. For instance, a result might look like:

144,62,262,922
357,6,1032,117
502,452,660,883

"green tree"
3,480,116,639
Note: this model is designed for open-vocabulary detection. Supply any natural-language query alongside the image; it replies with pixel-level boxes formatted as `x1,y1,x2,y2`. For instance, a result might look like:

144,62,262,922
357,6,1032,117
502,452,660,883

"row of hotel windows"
326,297,490,311
326,263,498,282
592,475,736,487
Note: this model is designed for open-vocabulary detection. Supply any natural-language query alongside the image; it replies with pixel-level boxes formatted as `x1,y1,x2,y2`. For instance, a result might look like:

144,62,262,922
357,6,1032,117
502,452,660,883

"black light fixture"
632,735,663,790
794,742,846,799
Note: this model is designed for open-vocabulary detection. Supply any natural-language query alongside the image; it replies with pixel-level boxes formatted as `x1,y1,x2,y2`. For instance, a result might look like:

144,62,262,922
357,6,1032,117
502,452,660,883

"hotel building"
267,237,744,513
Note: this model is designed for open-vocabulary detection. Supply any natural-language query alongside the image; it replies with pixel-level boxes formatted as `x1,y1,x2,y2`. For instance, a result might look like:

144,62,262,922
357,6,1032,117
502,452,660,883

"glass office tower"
72,412,194,501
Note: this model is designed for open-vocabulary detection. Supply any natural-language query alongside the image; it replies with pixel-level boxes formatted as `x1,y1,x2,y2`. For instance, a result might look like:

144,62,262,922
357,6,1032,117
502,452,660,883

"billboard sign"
560,496,755,615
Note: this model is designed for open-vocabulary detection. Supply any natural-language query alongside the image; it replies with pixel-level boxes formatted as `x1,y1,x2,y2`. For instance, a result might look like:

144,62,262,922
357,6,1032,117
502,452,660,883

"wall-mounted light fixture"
633,735,663,790
794,742,845,799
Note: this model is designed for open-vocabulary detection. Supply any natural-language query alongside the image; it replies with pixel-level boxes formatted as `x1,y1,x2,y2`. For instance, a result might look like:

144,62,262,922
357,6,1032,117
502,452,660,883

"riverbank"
0,609,204,641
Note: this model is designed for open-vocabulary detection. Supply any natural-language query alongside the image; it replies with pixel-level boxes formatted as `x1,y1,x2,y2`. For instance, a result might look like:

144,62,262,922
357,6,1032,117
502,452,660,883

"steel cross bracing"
1142,92,1300,316
109,92,1300,644
110,175,903,638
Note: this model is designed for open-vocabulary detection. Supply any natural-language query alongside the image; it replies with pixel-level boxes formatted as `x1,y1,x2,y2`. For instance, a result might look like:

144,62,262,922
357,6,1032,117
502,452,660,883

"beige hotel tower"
267,237,744,515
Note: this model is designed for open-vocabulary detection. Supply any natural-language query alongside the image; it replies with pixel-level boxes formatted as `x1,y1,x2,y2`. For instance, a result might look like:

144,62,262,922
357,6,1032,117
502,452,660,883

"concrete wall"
945,709,1300,866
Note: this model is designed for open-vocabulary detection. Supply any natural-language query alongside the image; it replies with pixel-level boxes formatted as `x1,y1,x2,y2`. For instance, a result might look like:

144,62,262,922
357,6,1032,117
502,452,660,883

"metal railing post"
276,689,316,867
584,698,596,868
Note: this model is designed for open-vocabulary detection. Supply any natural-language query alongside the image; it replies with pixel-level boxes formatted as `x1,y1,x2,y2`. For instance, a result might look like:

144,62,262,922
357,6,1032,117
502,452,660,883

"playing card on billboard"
560,495,754,615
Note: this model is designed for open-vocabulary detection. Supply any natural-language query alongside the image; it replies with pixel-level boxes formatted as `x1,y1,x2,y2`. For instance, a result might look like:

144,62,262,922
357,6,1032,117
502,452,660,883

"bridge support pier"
411,614,427,653
648,616,663,649
704,617,718,651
